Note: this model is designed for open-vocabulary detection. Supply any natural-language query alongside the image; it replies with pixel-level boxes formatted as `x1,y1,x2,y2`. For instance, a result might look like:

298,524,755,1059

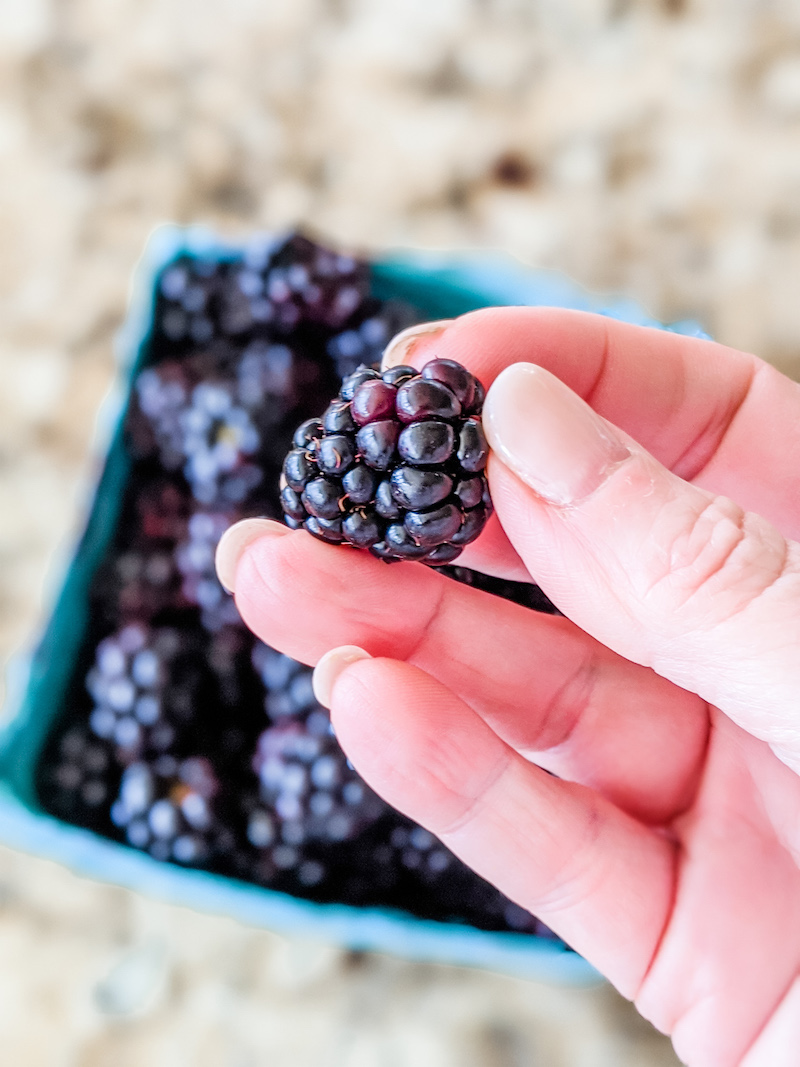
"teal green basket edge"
0,224,708,983
0,787,595,982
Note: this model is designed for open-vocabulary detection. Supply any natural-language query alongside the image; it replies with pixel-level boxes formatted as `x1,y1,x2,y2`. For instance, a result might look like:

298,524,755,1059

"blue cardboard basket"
0,226,707,984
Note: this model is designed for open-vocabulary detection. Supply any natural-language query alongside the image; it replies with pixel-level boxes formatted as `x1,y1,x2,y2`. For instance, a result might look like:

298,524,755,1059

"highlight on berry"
280,359,492,564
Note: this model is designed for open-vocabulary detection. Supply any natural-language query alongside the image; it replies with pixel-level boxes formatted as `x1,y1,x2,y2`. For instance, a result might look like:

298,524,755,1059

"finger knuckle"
644,495,789,625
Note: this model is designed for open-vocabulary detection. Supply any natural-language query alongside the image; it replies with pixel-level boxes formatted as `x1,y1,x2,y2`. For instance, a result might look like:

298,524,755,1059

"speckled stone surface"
4,1,800,1062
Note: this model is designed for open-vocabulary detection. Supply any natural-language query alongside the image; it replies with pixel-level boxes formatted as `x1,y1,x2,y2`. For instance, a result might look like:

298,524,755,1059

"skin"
228,309,800,1066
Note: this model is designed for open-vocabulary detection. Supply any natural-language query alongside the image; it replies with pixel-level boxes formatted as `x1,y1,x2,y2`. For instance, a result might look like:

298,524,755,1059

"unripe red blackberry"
280,359,491,564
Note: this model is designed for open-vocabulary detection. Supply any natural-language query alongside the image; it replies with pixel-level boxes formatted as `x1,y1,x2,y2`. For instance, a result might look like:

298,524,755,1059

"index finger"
387,308,800,538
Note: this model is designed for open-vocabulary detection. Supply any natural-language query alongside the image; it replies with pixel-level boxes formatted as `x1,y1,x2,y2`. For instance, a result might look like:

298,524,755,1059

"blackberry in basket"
110,754,230,865
130,349,284,506
252,642,330,728
280,359,491,564
84,622,204,762
263,233,371,330
325,299,423,379
175,509,245,632
94,541,183,623
40,724,118,827
251,717,384,846
155,255,227,350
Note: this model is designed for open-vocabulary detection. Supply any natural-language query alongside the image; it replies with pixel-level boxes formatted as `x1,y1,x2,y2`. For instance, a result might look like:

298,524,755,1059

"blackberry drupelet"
280,358,492,564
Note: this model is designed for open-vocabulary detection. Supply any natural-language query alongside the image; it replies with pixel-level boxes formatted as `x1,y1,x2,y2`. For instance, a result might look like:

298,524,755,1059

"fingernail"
215,518,289,594
381,320,454,370
483,364,631,506
313,645,372,708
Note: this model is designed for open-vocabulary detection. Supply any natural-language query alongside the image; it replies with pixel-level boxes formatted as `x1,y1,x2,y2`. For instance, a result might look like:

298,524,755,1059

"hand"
218,309,800,1067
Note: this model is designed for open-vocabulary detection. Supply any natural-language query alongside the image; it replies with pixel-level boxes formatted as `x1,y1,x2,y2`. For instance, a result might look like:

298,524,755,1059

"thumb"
483,362,800,772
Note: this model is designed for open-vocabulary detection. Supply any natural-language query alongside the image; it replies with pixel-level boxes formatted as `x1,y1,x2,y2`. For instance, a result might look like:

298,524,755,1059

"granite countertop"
3,1,799,1062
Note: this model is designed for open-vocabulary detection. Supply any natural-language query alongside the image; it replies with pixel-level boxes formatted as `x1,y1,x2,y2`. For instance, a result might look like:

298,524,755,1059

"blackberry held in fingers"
280,358,492,563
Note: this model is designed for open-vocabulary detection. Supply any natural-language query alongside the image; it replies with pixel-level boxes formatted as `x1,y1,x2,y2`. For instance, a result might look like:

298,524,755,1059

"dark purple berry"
301,478,344,520
351,380,397,425
421,358,476,410
175,511,244,632
283,448,317,491
317,434,356,476
395,379,461,423
457,418,489,472
355,420,399,470
398,420,454,466
322,400,356,435
84,623,200,758
390,467,453,510
281,356,492,563
111,756,223,865
342,464,378,505
342,511,383,547
404,503,463,548
381,365,416,387
375,480,401,520
251,717,383,848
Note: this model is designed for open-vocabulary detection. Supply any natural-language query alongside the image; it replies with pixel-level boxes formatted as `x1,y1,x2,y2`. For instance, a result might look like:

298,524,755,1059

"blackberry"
155,256,226,351
89,477,194,627
128,341,307,507
93,542,183,623
383,822,455,883
251,643,329,730
326,300,422,379
40,725,117,824
264,234,370,331
84,623,202,761
110,755,229,864
280,359,492,564
250,717,384,851
175,510,244,632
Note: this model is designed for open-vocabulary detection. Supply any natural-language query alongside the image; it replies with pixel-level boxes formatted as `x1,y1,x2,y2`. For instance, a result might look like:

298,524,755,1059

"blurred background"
1,0,799,1062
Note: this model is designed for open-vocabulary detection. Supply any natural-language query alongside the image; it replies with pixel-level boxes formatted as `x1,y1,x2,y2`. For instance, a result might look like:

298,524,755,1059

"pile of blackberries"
35,232,561,941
